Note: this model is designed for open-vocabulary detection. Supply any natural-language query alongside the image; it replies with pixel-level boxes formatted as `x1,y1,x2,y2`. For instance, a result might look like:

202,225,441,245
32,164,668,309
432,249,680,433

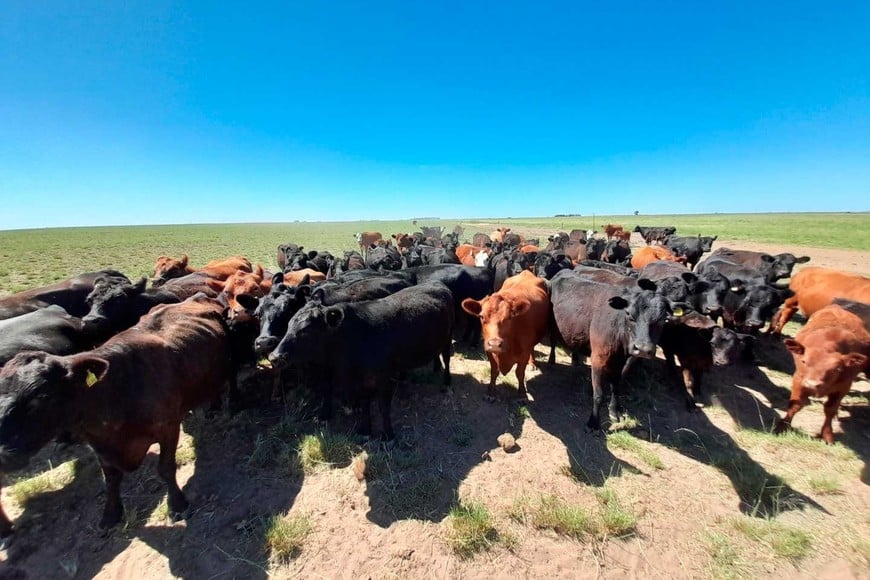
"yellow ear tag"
257,358,273,369
672,306,684,317
86,370,99,388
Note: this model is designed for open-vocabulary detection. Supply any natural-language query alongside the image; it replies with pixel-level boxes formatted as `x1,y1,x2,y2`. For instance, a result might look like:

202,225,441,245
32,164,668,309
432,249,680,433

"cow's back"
0,306,90,367
789,267,870,318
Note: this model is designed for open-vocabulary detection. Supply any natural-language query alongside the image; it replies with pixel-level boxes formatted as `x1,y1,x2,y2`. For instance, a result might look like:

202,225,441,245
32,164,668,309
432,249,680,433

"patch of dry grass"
265,512,313,563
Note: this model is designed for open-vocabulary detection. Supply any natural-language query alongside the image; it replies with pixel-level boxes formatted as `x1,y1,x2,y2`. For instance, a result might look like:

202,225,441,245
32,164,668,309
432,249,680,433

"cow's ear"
180,254,189,267
254,264,264,278
680,272,698,284
307,250,318,259
299,284,313,297
796,256,811,264
736,333,756,346
236,293,259,311
205,278,225,291
760,254,775,263
845,353,868,369
636,278,657,292
299,274,311,287
512,299,531,317
461,298,483,316
608,296,629,310
783,338,804,355
134,277,148,293
272,271,284,286
69,356,110,388
325,307,344,328
712,235,718,241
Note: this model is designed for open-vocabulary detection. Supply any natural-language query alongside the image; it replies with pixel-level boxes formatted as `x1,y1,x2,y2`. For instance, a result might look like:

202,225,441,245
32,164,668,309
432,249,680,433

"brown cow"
0,295,236,536
391,233,414,253
775,304,870,443
461,270,549,400
282,268,326,286
472,233,492,247
630,246,687,269
612,228,631,242
603,224,623,240
769,267,870,335
490,227,511,243
354,232,383,257
207,265,273,311
152,254,252,286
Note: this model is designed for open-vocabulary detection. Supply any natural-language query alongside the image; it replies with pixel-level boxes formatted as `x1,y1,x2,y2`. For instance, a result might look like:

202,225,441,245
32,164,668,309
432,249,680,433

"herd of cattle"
0,223,868,542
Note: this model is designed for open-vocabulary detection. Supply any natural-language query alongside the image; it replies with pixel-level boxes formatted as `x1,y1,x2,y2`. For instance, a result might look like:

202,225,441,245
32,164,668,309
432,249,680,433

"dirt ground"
1,238,869,579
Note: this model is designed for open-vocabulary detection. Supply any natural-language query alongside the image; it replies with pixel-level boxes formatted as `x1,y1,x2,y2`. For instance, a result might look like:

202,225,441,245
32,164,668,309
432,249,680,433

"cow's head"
268,301,343,368
82,276,148,337
0,352,109,471
462,292,531,355
610,279,680,359
152,254,191,285
785,335,868,391
250,273,312,357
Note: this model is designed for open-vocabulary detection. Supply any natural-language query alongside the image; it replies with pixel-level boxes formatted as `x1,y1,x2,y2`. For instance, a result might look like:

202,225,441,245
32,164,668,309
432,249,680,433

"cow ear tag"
672,306,684,317
86,370,99,387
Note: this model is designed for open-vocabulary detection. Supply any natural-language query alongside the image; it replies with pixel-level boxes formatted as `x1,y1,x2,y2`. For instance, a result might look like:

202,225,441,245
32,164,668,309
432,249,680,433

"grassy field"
0,212,867,294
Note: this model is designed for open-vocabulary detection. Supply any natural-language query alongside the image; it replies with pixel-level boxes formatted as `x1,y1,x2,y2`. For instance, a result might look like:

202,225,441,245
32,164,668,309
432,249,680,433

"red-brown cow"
0,295,236,537
207,264,273,312
152,254,252,286
630,246,687,269
391,233,414,253
769,267,870,335
472,233,492,248
461,270,549,400
775,303,870,443
603,223,623,240
354,232,383,257
612,228,631,242
490,227,511,243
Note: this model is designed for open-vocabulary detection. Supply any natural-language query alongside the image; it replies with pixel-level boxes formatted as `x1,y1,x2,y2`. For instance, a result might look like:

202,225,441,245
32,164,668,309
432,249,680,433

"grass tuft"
10,460,78,504
594,488,638,538
703,531,745,579
731,516,812,560
444,500,499,557
806,474,842,495
265,513,313,563
527,495,594,539
607,431,665,470
298,432,361,473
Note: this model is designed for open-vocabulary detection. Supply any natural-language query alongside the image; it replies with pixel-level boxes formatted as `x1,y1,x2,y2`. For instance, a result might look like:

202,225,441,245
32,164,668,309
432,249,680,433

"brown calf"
775,304,870,443
152,254,252,285
354,232,383,256
461,270,550,400
770,267,870,335
630,246,687,269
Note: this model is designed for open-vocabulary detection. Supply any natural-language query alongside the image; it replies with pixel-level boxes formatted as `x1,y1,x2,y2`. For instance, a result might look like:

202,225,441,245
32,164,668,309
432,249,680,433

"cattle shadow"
1,399,307,579
363,365,521,527
563,354,825,518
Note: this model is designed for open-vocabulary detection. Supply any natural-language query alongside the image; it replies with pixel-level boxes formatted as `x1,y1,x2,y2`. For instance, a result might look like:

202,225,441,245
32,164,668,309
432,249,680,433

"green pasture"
0,212,866,294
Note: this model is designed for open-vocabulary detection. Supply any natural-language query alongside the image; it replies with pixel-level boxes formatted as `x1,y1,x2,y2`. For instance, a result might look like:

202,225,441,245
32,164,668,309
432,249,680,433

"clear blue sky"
1,1,868,230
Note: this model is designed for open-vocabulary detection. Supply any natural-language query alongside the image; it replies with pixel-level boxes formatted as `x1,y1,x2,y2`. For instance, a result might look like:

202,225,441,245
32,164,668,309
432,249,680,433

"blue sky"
1,1,868,230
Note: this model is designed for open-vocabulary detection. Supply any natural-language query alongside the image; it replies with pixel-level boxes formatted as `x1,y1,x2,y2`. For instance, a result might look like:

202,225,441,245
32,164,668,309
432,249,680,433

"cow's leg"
515,361,530,401
819,391,845,444
378,384,395,441
358,392,373,437
682,368,699,410
441,342,452,387
99,463,125,529
769,297,799,335
0,478,13,539
774,385,809,434
548,325,558,365
527,352,537,370
587,366,606,432
158,426,190,521
486,353,499,400
608,369,625,423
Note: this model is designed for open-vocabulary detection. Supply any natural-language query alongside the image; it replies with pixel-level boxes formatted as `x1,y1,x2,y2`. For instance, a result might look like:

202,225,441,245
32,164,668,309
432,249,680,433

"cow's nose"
631,343,656,359
485,338,504,352
254,336,279,355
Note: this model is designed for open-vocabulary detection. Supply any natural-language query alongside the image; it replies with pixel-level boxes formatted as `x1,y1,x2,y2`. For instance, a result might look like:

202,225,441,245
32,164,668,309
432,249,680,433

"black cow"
699,236,718,252
698,248,810,284
601,240,632,264
658,312,753,409
639,261,729,317
0,296,235,537
268,282,455,439
535,251,575,280
81,276,182,339
548,272,679,430
0,306,96,367
365,244,403,271
663,235,713,270
425,242,461,265
329,251,367,277
0,270,130,320
585,238,607,261
545,232,569,251
721,282,794,333
633,225,676,245
276,243,302,270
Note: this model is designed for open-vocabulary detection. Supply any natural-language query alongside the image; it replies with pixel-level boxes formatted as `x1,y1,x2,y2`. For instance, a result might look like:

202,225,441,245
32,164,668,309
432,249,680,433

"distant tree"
634,210,639,216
